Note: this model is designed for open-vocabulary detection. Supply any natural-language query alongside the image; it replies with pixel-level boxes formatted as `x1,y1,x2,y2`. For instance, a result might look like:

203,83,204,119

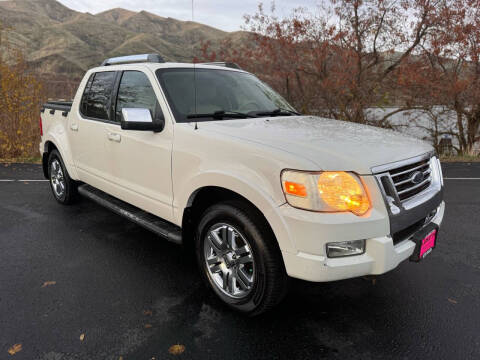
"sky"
58,0,320,32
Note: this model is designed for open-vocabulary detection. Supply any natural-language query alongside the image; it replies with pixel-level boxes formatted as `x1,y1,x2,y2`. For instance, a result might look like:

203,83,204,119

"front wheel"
48,150,77,205
196,200,288,316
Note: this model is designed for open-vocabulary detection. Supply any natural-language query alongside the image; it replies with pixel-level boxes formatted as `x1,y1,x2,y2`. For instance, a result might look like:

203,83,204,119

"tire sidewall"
196,203,269,314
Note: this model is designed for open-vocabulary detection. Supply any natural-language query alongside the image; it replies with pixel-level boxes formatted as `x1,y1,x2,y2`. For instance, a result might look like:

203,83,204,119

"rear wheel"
48,150,77,205
196,200,288,316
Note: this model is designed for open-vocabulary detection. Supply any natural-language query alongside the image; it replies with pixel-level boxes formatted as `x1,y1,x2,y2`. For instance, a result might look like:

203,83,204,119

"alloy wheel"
50,159,65,198
203,223,255,299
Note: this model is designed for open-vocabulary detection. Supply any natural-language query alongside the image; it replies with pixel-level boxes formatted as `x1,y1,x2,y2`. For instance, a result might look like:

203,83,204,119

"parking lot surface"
1,163,479,359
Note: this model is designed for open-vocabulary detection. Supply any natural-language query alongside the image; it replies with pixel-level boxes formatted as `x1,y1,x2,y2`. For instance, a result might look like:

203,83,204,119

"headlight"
281,170,371,216
431,156,444,187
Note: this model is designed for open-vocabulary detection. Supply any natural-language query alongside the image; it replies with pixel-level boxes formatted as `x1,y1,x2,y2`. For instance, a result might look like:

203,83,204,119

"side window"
115,71,163,122
83,71,116,121
80,74,94,115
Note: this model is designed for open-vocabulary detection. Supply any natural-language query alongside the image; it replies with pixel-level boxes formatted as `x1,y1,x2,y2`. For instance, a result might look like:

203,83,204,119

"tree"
417,0,480,154
200,1,451,125
0,23,44,160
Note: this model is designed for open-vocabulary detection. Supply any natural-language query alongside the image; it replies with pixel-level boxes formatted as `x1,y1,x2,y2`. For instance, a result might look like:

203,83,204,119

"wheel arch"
42,141,58,178
41,135,79,180
178,179,295,254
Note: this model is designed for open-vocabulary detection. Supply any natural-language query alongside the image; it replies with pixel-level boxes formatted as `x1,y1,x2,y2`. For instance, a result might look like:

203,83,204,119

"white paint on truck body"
40,61,445,282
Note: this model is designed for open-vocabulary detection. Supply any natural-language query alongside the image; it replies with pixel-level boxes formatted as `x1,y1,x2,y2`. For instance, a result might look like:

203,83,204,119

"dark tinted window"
115,71,163,122
80,74,94,115
83,71,116,120
156,68,295,122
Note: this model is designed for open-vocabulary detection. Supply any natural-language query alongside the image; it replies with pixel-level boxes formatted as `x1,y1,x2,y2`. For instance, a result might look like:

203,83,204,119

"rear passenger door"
103,69,175,223
70,70,118,191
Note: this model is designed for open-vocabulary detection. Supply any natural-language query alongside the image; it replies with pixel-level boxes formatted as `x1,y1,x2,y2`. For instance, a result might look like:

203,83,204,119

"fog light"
326,240,365,258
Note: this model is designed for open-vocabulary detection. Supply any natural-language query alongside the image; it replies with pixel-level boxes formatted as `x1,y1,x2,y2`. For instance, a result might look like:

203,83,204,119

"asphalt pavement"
0,162,479,360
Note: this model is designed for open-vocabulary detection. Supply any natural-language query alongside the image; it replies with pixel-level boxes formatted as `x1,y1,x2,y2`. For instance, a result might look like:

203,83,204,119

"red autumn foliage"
199,0,480,154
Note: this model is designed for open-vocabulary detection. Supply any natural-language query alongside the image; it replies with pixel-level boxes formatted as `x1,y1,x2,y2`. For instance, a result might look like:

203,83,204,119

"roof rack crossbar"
101,54,165,66
199,62,242,70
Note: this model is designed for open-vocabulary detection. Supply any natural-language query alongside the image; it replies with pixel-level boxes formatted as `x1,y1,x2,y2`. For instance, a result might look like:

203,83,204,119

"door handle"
70,124,78,132
108,132,121,143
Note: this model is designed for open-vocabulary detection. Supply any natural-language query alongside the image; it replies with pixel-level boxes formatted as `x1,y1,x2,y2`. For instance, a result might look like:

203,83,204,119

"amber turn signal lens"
317,172,370,215
284,181,307,197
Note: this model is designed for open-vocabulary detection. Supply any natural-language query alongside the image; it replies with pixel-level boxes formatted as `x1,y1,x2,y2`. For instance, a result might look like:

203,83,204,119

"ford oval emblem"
411,171,424,184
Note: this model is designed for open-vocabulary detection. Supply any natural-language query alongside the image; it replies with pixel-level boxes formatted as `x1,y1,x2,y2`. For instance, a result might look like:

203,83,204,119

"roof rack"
101,54,165,66
199,62,242,70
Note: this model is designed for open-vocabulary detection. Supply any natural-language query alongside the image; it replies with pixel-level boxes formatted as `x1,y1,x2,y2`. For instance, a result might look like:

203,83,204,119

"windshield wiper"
254,108,302,117
187,110,257,120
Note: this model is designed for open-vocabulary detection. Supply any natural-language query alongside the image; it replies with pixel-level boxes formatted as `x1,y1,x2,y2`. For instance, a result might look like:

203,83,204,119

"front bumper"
281,201,445,282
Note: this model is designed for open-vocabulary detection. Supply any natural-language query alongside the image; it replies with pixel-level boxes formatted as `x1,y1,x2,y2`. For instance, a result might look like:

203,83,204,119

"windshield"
156,68,297,122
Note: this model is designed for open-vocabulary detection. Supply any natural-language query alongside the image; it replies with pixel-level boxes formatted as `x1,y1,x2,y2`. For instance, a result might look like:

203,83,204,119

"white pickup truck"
40,54,445,315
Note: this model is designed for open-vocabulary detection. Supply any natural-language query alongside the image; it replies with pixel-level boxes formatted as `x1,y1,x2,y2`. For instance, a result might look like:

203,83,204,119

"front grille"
387,158,432,202
373,154,442,243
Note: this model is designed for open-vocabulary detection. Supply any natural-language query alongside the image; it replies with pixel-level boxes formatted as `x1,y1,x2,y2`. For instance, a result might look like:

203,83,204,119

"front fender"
174,170,296,253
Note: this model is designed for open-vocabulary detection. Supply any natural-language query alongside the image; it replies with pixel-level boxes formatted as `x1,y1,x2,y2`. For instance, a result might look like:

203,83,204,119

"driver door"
104,69,175,223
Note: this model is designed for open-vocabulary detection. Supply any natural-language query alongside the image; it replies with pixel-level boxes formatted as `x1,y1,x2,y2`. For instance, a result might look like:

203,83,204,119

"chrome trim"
394,168,430,186
390,162,429,177
374,152,443,238
121,108,153,123
402,185,439,210
371,151,434,174
397,176,431,195
101,53,164,66
374,154,443,227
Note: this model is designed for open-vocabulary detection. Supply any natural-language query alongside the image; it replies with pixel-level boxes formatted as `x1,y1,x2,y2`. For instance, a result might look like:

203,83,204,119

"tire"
195,200,288,316
48,149,77,205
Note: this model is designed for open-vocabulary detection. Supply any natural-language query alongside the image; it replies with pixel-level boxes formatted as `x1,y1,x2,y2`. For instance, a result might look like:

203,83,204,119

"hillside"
0,0,248,78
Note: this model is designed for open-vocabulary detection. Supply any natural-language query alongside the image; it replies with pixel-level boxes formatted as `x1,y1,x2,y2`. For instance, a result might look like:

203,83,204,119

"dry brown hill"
0,0,249,78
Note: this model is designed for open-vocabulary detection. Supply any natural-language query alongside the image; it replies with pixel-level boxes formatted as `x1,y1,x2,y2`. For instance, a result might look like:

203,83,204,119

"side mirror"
121,108,164,132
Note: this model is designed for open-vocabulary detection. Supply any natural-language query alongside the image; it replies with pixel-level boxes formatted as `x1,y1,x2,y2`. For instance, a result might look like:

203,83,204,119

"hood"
198,116,433,174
